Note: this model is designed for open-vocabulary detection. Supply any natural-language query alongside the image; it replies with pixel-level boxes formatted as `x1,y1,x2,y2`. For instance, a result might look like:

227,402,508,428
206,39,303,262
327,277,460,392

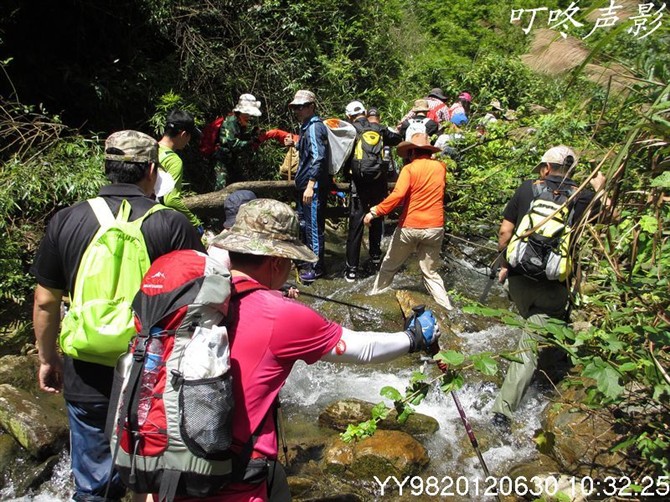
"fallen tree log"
183,180,395,219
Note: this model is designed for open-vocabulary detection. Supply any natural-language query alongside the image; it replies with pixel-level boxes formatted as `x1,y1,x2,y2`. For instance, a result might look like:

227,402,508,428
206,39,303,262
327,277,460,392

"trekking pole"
284,283,371,311
409,303,500,502
276,401,290,467
427,339,502,502
478,251,505,304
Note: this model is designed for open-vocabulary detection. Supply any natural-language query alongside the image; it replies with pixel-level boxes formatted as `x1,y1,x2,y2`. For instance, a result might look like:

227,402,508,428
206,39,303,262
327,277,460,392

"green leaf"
617,362,638,372
440,372,464,393
396,406,414,424
435,350,465,366
371,402,390,421
409,371,427,383
470,353,498,376
462,305,510,317
582,360,624,400
380,386,402,402
651,171,670,188
639,215,659,234
611,435,637,452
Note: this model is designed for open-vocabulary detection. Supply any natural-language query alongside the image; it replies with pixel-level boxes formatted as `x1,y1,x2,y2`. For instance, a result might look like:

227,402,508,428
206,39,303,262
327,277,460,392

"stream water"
1,230,553,501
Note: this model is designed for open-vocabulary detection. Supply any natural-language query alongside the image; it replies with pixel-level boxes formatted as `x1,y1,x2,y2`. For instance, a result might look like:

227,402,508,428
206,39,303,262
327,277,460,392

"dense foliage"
1,0,668,480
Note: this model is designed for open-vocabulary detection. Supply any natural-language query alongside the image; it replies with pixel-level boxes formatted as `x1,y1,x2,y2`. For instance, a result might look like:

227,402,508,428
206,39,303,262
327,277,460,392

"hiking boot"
491,412,512,434
299,269,316,284
299,268,322,284
370,256,382,269
344,268,357,283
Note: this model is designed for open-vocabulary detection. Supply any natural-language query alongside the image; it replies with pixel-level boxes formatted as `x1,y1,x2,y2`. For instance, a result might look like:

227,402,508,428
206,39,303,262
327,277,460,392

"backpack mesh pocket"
179,373,234,459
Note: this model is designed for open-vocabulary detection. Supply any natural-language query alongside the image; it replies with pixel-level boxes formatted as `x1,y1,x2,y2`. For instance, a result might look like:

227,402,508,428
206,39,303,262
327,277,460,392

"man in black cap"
367,107,402,181
158,110,204,233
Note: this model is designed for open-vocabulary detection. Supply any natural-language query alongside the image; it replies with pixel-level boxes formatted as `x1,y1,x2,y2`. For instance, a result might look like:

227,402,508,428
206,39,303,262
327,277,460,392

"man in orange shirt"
363,134,454,311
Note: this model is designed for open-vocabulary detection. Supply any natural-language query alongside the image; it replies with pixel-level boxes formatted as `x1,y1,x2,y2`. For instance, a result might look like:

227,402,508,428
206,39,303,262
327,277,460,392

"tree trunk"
183,180,394,219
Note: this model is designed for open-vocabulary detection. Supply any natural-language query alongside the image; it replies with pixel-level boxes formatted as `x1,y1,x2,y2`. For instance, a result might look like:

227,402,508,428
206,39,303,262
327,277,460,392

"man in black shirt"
31,130,204,501
343,101,402,282
492,145,605,428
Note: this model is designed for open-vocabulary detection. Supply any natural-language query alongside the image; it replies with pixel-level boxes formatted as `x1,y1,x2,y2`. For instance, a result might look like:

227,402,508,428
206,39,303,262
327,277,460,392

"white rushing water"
281,322,547,501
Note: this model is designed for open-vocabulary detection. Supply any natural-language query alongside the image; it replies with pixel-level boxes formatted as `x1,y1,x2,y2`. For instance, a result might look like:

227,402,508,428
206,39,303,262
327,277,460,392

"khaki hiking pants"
371,227,453,310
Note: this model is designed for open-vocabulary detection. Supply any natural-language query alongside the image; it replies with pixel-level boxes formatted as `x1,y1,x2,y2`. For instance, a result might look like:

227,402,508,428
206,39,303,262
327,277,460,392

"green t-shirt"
158,145,202,228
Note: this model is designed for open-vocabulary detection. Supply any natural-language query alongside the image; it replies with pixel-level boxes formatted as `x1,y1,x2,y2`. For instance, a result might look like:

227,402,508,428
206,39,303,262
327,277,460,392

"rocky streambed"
0,229,634,501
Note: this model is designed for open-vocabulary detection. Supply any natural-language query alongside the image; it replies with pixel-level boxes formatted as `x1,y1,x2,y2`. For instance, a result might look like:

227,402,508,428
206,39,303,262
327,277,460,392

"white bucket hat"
233,93,262,117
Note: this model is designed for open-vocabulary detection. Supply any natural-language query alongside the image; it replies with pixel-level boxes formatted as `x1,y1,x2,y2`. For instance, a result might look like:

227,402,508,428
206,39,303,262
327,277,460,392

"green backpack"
59,197,165,367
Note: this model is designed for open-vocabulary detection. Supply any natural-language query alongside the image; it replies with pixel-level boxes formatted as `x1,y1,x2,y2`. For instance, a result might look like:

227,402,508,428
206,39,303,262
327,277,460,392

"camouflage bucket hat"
105,130,159,164
216,199,317,262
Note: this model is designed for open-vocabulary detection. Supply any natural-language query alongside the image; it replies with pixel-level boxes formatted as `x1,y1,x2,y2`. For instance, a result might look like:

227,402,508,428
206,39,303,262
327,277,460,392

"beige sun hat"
215,198,317,262
533,145,578,172
289,90,316,107
412,99,430,113
233,93,262,117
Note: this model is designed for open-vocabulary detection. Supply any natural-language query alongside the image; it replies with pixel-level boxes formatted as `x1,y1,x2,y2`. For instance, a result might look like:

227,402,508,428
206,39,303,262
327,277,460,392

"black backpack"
351,122,384,180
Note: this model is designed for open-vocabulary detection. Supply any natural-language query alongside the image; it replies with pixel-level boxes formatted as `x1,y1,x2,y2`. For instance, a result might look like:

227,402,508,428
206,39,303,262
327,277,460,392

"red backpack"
427,102,447,123
199,116,224,157
108,250,268,500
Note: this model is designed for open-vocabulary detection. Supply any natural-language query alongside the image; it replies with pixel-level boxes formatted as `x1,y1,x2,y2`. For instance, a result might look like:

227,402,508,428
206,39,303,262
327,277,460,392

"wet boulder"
322,429,429,479
541,384,626,477
319,398,439,437
0,354,40,393
0,433,20,489
0,384,69,459
11,453,62,496
506,454,591,501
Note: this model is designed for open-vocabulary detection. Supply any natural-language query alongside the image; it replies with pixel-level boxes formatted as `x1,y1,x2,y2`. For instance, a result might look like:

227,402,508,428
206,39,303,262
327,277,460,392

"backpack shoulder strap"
88,197,166,228
531,180,547,199
232,278,269,297
88,197,115,228
136,202,166,224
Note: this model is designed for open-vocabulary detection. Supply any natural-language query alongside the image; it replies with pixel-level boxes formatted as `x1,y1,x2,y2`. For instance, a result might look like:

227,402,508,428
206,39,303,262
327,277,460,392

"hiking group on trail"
29,86,608,501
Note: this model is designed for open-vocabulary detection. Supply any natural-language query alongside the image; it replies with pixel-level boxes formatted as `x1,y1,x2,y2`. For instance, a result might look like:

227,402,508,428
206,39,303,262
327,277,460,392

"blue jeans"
66,401,126,501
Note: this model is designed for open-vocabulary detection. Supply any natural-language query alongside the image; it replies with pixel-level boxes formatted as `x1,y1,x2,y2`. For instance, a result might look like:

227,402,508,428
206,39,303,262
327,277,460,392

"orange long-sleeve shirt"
373,157,446,228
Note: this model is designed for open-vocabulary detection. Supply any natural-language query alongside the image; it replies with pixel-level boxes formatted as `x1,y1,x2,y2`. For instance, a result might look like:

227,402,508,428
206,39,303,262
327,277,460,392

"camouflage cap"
105,130,159,164
215,199,317,262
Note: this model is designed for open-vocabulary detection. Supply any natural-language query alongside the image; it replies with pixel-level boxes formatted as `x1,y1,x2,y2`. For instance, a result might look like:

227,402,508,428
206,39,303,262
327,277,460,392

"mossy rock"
322,430,429,479
319,398,439,437
0,384,69,459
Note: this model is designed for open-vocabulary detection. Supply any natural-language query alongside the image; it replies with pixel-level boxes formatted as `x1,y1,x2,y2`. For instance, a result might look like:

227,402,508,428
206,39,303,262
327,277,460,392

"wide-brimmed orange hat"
397,133,441,158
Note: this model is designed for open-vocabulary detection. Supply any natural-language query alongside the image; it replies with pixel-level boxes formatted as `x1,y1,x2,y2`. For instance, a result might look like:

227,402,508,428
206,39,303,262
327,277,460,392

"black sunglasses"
290,103,311,110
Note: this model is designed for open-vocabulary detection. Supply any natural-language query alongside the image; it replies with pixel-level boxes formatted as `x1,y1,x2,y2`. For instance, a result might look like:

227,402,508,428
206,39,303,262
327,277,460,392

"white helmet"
345,100,366,117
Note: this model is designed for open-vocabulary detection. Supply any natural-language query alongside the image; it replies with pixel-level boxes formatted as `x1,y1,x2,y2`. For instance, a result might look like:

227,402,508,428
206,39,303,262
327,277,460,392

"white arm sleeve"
321,327,410,364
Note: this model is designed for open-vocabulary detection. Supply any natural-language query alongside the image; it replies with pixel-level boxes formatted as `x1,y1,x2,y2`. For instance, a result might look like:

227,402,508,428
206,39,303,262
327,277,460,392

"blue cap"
223,190,257,229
